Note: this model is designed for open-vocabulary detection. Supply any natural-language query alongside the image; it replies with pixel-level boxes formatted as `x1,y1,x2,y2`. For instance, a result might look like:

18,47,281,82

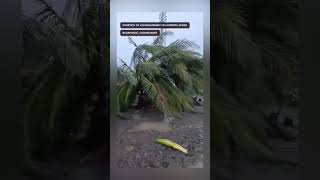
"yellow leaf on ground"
156,138,188,154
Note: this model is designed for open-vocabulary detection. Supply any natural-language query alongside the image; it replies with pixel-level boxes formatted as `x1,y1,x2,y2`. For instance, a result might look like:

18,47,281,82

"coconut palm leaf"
33,0,75,34
149,39,200,64
212,3,259,67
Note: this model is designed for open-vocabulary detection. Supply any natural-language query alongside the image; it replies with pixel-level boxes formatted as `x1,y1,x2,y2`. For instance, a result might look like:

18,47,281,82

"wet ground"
114,106,205,168
25,106,299,179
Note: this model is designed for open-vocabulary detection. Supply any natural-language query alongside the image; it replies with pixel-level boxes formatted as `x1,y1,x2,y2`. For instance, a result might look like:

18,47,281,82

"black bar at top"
120,22,190,29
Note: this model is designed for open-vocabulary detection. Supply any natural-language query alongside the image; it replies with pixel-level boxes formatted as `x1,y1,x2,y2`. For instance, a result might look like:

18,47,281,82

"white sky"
117,12,203,66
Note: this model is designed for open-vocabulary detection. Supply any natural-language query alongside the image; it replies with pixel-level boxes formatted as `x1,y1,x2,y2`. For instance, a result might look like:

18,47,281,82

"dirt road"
114,106,205,168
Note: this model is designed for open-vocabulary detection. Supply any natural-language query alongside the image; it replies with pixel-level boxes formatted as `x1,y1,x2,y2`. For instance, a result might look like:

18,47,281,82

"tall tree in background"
158,12,167,47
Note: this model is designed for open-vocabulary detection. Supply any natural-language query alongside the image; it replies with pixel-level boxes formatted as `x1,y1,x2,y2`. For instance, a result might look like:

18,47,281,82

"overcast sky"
117,12,203,66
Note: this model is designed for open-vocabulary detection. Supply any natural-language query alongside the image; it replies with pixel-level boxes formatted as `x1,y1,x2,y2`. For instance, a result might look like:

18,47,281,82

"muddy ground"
114,106,205,168
25,106,299,179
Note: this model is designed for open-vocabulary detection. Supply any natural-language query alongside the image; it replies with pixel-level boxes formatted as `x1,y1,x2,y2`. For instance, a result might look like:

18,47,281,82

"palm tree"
211,0,299,177
22,0,299,177
117,35,203,119
22,0,110,167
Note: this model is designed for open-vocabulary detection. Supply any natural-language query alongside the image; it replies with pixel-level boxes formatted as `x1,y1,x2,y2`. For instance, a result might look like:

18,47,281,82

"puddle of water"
128,121,172,132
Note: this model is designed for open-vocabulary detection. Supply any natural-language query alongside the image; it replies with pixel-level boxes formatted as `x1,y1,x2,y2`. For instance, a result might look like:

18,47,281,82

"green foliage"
212,79,274,160
23,63,66,157
22,0,110,160
211,0,299,164
117,28,203,116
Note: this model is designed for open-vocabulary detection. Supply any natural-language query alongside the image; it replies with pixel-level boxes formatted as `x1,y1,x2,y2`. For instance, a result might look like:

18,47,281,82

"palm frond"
137,61,161,80
140,44,162,55
213,4,259,67
62,0,88,28
212,79,275,160
24,62,67,152
128,36,138,47
130,44,149,67
149,39,200,64
118,81,137,110
33,0,74,34
170,62,192,84
53,35,89,77
139,76,171,114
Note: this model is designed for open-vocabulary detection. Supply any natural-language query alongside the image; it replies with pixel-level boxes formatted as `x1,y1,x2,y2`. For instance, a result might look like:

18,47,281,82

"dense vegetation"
117,22,204,117
23,0,110,162
211,0,299,172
